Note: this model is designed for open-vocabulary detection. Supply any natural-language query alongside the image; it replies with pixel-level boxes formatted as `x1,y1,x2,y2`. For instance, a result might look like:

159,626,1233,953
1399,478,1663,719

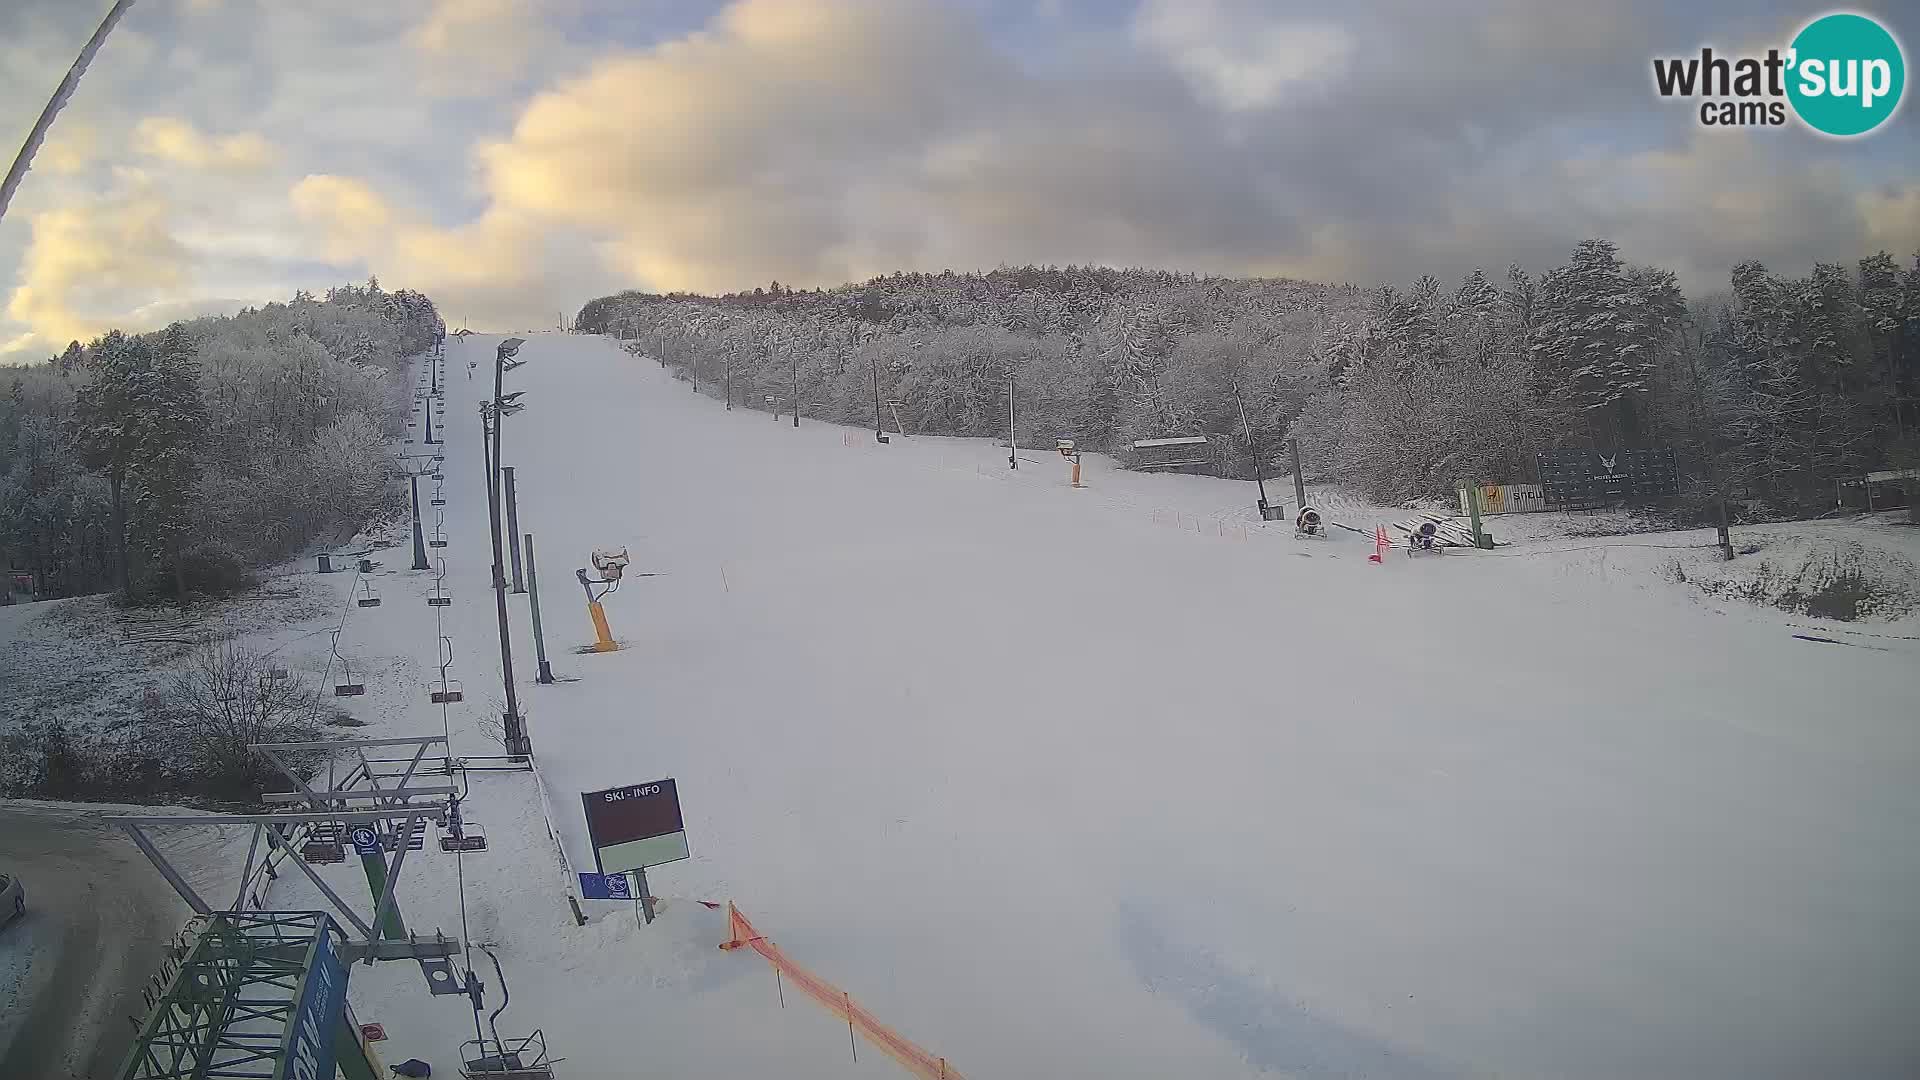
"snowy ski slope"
265,332,1920,1080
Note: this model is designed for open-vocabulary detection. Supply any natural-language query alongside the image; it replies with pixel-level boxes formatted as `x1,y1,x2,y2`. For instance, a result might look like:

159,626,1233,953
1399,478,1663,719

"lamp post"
487,337,530,760
482,404,527,760
1007,368,1018,470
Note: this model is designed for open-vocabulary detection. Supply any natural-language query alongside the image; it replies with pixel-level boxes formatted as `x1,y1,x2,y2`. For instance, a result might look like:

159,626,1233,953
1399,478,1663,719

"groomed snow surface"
248,333,1919,1079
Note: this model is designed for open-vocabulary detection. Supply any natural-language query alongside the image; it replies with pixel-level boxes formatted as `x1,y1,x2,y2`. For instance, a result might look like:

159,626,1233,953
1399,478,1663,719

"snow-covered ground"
0,552,394,796
106,333,1920,1078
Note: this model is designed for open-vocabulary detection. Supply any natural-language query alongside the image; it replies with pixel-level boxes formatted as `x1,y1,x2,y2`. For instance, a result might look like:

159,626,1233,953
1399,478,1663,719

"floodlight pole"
725,345,733,410
1007,370,1017,469
865,332,887,444
483,405,529,760
791,344,800,428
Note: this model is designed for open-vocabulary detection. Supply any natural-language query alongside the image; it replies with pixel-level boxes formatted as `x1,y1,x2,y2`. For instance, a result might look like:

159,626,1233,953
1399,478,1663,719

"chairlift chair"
356,581,381,608
461,951,555,1080
381,819,427,852
330,632,366,696
300,822,345,864
358,558,375,573
430,529,449,549
431,637,462,702
441,821,488,853
428,582,452,607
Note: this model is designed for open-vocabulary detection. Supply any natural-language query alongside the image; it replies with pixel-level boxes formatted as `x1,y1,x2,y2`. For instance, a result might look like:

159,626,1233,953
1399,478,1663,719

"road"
0,806,190,1080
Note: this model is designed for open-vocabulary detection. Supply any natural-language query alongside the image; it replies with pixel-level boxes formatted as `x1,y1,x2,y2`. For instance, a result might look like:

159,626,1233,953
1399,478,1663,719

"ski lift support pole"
1290,438,1308,514
525,533,555,684
1232,380,1274,518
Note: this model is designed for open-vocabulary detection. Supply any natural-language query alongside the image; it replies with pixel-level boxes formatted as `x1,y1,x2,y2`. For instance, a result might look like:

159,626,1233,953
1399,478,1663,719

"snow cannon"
591,548,629,581
1056,438,1083,488
575,547,633,653
1295,506,1324,538
1408,520,1439,554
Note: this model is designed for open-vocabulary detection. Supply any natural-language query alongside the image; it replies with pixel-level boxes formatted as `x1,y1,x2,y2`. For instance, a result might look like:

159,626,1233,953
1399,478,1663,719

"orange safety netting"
718,902,965,1080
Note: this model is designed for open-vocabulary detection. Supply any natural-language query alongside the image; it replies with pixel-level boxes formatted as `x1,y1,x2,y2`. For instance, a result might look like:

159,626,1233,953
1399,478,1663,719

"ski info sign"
581,778,690,875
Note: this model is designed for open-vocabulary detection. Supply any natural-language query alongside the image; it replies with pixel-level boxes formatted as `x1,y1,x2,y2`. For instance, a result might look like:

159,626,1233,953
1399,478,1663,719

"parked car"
0,872,22,926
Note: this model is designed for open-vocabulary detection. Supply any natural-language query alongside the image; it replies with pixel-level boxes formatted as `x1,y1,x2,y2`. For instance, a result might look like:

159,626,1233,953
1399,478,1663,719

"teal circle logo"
1787,13,1906,136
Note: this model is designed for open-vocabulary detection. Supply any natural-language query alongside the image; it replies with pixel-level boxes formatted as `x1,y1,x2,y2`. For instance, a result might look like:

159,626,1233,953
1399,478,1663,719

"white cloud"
134,117,275,172
2,186,190,352
410,0,570,97
1131,0,1354,111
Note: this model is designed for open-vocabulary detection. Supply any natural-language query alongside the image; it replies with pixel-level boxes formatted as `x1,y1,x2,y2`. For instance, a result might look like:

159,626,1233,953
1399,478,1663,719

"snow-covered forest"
0,280,442,603
578,241,1920,517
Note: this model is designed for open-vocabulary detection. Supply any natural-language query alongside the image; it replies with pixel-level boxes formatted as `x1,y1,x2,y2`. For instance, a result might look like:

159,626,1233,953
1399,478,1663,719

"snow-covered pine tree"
1404,274,1447,365
69,331,146,599
1449,268,1502,368
130,323,207,602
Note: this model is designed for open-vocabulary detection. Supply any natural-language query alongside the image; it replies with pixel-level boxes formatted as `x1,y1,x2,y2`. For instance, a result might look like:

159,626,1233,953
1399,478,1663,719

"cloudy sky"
1,0,1915,358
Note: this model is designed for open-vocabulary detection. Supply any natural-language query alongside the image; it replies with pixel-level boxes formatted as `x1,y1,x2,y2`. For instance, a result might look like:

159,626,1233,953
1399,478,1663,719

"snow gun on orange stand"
574,547,656,653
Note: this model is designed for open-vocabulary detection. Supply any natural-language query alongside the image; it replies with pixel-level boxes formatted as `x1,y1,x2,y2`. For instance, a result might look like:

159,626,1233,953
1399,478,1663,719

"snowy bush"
142,636,323,799
303,411,404,539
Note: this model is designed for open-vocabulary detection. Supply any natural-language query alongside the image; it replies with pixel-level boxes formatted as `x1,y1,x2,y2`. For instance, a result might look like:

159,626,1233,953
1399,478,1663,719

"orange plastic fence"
719,902,964,1080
